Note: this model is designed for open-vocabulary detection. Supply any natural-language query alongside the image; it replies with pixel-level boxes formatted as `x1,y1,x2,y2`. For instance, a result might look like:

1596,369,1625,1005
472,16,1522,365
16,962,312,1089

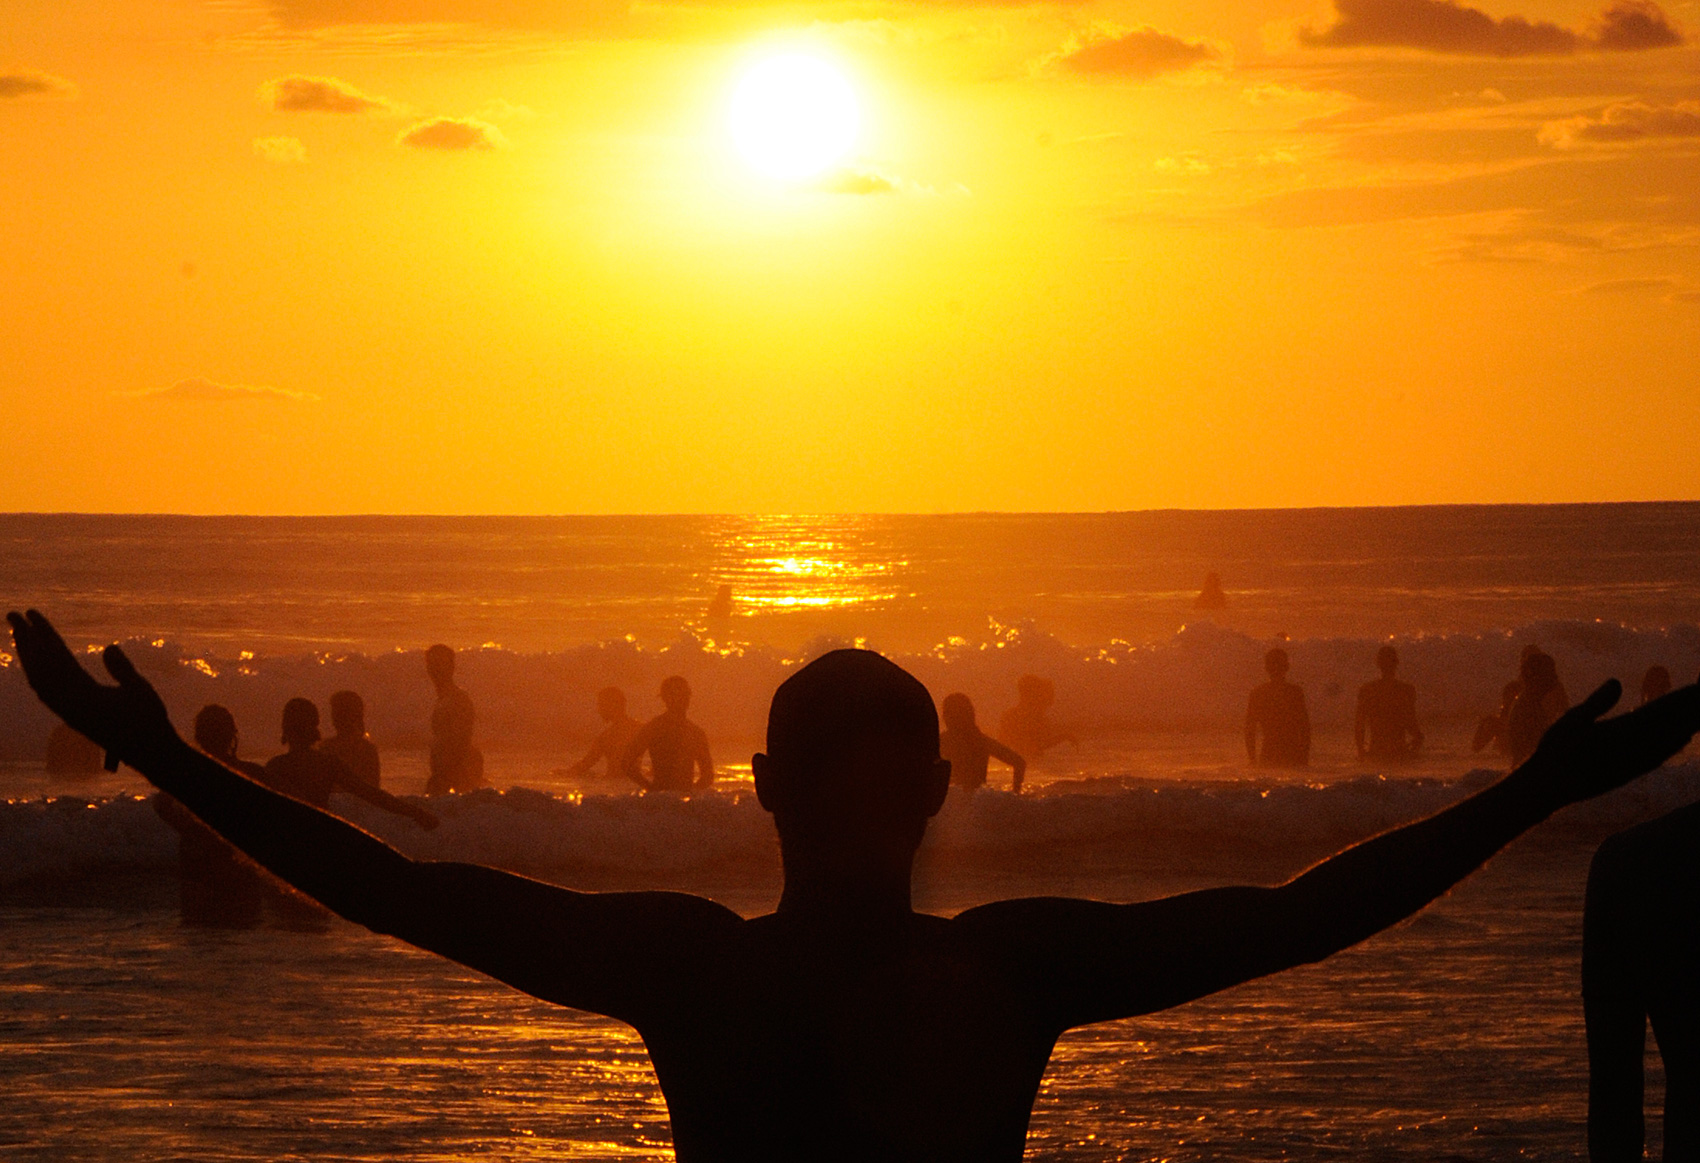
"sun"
728,53,860,182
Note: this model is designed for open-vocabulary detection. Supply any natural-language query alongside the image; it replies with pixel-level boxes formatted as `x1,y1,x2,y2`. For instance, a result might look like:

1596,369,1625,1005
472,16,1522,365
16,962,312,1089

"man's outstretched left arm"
6,610,735,1024
962,675,1700,1031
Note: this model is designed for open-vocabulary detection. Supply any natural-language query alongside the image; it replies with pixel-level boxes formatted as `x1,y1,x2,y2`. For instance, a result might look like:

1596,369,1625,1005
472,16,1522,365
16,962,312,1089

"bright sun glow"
728,53,860,181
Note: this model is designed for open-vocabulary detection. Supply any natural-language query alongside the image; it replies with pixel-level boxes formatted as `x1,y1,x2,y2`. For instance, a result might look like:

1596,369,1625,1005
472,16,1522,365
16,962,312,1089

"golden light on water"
727,53,860,181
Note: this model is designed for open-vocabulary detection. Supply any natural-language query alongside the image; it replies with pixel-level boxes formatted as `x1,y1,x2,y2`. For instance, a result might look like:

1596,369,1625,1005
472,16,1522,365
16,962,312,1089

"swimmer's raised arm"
961,677,1700,1033
7,609,735,1022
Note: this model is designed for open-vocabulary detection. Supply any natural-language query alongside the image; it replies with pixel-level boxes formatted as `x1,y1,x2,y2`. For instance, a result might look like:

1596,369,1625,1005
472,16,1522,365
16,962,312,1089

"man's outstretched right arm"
6,610,736,1024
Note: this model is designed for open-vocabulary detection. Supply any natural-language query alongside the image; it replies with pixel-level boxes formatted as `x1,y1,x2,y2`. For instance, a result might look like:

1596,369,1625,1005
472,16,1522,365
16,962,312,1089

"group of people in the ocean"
8,606,1697,1162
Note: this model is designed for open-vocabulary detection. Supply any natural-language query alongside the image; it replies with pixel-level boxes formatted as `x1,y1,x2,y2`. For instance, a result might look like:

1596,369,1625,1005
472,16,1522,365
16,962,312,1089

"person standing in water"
942,692,1026,794
153,703,269,927
1246,647,1310,768
266,697,438,828
1355,646,1423,761
998,675,1076,763
1506,648,1570,766
425,643,484,795
1583,796,1700,1162
320,689,381,787
622,675,713,792
558,686,642,782
1641,665,1673,706
12,608,1699,1163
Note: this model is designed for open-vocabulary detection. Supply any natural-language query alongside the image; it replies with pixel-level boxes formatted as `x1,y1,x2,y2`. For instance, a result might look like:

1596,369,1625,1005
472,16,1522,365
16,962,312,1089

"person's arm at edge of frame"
1583,832,1647,1163
4,610,732,1016
963,675,1700,1029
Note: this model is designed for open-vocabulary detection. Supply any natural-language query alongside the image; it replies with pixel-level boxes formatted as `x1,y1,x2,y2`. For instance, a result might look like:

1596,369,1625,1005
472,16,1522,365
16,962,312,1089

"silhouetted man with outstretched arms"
8,608,1700,1163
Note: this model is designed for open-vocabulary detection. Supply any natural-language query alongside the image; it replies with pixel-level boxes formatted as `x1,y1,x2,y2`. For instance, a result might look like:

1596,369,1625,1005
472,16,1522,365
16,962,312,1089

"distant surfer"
997,675,1074,765
1245,647,1310,768
320,689,381,787
622,675,714,793
558,686,642,782
425,643,484,795
707,584,734,622
1194,571,1227,610
1355,646,1423,761
942,692,1026,794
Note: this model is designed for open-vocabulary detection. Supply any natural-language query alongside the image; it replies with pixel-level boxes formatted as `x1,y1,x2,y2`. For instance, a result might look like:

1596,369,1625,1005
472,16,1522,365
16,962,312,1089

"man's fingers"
102,645,145,688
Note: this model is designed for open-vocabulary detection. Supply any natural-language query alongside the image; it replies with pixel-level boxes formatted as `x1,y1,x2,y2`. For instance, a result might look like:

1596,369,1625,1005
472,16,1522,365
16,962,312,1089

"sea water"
2,506,1698,1159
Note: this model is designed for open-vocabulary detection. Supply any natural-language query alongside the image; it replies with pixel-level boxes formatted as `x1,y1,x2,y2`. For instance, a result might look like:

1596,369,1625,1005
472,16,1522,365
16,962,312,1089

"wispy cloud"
1541,100,1700,146
253,136,308,163
1042,27,1221,78
0,71,77,100
1301,0,1681,56
814,168,898,194
261,75,393,114
131,378,320,403
1570,276,1677,294
397,116,506,149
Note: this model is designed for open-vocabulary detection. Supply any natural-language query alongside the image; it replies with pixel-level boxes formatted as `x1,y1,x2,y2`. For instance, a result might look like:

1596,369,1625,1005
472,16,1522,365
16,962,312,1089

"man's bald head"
766,649,939,774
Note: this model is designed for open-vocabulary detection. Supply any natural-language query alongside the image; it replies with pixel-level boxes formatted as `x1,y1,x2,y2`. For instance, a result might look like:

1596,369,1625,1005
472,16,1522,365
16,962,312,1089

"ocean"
3,505,1698,1159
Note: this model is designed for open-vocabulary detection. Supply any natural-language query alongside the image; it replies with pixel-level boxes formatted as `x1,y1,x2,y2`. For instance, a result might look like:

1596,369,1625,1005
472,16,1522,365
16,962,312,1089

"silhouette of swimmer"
1475,644,1569,758
153,704,269,927
425,643,484,795
558,686,641,781
1194,571,1228,611
998,675,1076,763
265,697,437,829
1584,794,1700,1162
943,692,1026,794
320,690,380,787
44,721,104,775
1642,665,1673,706
1245,648,1310,768
622,675,713,792
1355,646,1423,761
13,607,1700,1163
707,584,734,622
1506,648,1570,767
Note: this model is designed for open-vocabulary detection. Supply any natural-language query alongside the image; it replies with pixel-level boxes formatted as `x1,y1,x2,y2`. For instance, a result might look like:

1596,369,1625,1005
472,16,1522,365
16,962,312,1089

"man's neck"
775,865,915,921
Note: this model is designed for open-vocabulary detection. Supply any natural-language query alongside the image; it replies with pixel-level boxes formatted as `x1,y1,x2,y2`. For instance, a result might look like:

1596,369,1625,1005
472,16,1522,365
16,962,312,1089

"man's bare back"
9,611,1699,1162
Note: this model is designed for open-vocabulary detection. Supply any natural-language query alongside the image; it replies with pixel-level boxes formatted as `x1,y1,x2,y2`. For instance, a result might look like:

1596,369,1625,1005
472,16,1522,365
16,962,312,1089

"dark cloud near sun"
1541,99,1700,146
262,75,393,114
0,71,77,100
133,378,319,403
397,116,506,149
1301,0,1681,56
1050,27,1220,77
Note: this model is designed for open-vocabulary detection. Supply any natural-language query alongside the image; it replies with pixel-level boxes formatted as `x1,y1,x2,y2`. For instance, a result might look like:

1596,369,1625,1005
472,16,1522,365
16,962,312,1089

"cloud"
1571,276,1677,294
253,136,308,163
1046,27,1220,78
814,168,898,194
261,75,392,114
1300,0,1681,56
397,116,506,149
1540,100,1700,146
134,378,319,403
0,71,76,100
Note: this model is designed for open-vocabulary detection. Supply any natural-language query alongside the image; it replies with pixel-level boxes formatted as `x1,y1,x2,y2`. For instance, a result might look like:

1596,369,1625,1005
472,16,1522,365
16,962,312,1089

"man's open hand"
1529,676,1700,809
7,609,182,767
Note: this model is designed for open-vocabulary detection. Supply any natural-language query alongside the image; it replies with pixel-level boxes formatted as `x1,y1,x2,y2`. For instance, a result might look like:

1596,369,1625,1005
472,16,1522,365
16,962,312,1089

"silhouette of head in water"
752,650,950,905
941,691,977,733
1641,665,1673,705
329,690,365,737
1377,645,1399,677
425,644,456,693
1520,648,1559,699
1015,674,1054,711
660,675,691,714
1265,648,1291,681
281,697,321,749
596,686,627,722
194,704,240,759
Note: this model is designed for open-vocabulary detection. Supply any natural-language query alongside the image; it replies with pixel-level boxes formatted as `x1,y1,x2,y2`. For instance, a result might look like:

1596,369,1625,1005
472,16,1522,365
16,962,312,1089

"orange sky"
3,0,1698,513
